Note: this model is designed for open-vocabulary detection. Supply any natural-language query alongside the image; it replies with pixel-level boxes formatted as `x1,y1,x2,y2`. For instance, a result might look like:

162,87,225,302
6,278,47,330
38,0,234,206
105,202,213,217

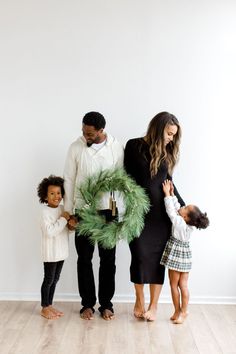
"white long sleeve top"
39,205,69,262
63,132,124,213
164,196,195,242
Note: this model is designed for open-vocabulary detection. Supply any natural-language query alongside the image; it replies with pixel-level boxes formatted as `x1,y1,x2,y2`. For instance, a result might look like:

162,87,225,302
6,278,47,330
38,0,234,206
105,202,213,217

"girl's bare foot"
41,307,58,320
49,305,64,317
134,299,145,319
143,306,157,321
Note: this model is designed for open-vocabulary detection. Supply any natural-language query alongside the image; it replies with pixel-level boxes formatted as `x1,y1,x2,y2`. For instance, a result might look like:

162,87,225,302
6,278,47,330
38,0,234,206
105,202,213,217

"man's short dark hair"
82,111,106,130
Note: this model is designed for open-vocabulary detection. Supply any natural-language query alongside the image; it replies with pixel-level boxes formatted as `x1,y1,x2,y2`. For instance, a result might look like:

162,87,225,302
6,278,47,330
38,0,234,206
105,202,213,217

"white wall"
1,0,235,303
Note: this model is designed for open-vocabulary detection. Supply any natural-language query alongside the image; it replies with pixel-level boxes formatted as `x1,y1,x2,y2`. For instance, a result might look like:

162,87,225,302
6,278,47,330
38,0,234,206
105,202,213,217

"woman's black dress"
124,138,184,284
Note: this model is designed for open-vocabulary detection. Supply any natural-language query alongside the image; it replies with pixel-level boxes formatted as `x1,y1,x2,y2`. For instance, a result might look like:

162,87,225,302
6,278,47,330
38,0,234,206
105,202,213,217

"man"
64,111,123,320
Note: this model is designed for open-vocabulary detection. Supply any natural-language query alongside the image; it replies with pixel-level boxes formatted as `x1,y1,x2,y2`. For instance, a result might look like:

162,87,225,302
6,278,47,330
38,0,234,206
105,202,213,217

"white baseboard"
0,293,236,304
114,294,236,305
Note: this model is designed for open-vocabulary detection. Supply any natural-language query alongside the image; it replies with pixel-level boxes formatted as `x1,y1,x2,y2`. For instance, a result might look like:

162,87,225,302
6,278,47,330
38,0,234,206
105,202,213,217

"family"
37,111,209,323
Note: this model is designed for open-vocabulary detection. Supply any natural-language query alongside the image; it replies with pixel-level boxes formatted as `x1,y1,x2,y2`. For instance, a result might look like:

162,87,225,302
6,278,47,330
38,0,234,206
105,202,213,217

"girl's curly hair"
188,206,209,229
37,175,65,204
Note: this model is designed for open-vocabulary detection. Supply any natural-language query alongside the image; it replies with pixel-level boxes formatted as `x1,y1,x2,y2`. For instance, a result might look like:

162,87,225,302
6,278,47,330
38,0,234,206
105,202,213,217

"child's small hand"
170,181,174,196
162,179,171,196
61,211,70,221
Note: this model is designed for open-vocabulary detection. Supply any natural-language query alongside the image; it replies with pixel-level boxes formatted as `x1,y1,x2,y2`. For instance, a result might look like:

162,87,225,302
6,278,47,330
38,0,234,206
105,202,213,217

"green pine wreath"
75,168,150,249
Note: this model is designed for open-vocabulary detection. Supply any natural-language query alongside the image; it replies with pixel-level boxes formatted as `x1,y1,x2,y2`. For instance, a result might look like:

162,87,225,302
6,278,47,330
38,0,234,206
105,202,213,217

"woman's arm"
167,174,185,206
173,185,185,206
124,140,138,181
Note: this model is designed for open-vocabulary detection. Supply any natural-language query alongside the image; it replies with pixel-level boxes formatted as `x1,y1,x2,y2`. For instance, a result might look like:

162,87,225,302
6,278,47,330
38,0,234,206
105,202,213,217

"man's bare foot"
101,309,115,321
41,307,58,320
49,305,64,317
133,298,145,319
143,307,157,321
80,308,94,320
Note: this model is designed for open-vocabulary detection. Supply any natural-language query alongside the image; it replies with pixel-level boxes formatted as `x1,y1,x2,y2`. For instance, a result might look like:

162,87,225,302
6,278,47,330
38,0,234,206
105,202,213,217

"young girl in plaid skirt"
160,180,209,324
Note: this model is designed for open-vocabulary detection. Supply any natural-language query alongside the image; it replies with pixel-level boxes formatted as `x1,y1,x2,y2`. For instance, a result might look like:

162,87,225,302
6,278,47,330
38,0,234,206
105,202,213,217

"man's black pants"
75,232,116,313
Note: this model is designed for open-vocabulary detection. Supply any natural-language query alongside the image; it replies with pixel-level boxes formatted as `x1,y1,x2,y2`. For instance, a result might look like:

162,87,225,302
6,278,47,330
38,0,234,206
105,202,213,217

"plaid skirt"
160,237,192,272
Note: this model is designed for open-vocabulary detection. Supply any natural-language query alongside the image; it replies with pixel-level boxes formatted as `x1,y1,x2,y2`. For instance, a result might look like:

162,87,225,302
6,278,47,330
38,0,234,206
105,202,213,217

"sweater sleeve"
172,195,181,211
40,210,67,238
164,196,186,230
114,141,124,169
63,144,77,213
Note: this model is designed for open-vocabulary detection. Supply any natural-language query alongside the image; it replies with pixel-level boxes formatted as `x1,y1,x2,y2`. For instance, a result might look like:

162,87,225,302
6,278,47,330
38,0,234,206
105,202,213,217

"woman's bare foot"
173,312,188,324
143,306,157,321
170,311,181,321
134,298,145,319
80,308,94,320
41,307,58,319
181,310,189,317
101,309,115,321
49,305,64,317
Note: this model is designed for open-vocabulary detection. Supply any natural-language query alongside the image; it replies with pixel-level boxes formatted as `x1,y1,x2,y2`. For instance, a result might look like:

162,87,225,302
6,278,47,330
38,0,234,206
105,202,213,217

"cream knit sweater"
39,205,69,262
63,133,124,214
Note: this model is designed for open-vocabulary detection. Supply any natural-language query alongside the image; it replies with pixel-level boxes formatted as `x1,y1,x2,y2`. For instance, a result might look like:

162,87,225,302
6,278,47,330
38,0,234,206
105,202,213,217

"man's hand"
67,215,78,231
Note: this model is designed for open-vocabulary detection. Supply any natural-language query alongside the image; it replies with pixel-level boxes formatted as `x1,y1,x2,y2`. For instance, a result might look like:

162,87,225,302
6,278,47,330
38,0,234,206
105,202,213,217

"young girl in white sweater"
160,180,209,324
37,175,76,319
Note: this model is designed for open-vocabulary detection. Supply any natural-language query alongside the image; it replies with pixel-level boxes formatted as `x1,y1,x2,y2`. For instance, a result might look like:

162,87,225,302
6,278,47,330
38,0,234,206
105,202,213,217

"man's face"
82,124,103,147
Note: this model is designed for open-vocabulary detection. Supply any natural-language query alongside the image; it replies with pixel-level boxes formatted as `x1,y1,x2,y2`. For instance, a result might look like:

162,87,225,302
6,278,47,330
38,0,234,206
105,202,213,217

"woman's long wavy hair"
145,112,181,178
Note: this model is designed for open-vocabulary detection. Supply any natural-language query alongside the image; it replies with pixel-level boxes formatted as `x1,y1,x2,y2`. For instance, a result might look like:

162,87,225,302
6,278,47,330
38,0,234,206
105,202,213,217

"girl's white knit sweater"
39,205,69,262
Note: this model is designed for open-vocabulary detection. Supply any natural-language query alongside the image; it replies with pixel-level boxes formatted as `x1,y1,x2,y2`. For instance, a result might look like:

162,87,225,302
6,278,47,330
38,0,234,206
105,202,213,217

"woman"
124,111,184,321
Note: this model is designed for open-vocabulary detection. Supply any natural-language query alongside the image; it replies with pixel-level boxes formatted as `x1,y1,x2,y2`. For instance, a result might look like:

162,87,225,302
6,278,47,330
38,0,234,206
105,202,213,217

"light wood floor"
0,302,236,354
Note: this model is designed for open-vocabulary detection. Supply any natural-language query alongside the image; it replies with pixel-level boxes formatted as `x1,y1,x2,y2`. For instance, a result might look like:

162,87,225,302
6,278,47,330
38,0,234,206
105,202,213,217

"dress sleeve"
167,174,185,206
124,140,139,181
